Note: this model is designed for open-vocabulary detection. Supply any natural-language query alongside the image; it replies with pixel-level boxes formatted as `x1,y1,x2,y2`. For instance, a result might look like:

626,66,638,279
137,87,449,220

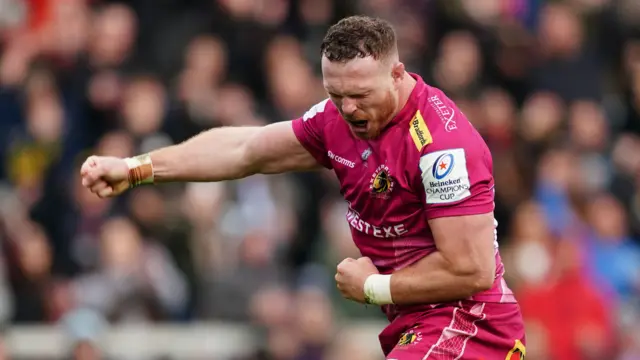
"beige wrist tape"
124,154,154,188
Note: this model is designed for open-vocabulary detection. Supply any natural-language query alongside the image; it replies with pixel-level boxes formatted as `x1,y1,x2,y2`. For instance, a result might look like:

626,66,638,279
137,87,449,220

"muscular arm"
150,121,320,182
389,212,496,305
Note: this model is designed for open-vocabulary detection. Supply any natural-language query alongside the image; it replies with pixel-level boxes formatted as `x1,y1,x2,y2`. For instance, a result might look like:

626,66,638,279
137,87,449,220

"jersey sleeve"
291,98,333,169
417,103,495,219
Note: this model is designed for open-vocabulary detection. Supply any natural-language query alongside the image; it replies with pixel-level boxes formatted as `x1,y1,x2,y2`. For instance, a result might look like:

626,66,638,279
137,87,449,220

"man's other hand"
80,156,130,198
335,257,379,303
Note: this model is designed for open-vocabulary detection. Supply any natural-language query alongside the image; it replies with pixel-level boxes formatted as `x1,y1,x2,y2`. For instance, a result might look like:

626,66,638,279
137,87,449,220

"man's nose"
341,97,358,116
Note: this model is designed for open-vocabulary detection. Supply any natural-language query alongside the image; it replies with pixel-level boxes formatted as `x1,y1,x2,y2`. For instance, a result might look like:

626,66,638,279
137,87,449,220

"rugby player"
80,15,526,359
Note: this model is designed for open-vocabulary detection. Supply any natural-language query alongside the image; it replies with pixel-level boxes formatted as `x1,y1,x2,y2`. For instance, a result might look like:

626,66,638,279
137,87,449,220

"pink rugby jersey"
291,74,516,317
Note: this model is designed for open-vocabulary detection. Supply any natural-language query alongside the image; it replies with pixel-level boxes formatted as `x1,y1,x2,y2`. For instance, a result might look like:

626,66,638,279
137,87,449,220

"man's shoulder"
302,98,340,124
398,85,472,156
417,85,461,133
415,86,488,152
293,98,344,148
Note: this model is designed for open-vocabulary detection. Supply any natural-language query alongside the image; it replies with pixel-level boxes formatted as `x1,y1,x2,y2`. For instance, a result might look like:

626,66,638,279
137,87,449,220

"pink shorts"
380,301,526,360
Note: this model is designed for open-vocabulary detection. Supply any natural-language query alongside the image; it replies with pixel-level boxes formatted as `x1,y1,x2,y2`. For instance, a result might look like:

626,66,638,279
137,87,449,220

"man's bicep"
245,121,321,174
429,213,496,275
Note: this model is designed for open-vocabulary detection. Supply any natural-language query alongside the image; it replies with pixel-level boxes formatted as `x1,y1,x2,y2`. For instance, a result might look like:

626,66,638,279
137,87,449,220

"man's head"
321,16,407,139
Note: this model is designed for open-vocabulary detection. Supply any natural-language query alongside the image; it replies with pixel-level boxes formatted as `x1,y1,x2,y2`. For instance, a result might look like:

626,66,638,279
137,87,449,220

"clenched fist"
335,257,379,303
80,155,130,198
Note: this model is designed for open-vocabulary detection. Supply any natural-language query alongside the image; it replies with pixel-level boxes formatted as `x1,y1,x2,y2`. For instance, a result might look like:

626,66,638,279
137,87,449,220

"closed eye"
353,91,371,99
329,93,369,100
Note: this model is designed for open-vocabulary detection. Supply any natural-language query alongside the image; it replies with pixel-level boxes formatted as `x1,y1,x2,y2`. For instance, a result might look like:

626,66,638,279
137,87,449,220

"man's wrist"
363,274,394,305
124,153,154,188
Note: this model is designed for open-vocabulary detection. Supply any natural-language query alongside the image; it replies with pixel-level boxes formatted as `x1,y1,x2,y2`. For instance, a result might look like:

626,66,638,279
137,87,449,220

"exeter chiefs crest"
370,164,394,198
397,330,422,346
505,339,526,360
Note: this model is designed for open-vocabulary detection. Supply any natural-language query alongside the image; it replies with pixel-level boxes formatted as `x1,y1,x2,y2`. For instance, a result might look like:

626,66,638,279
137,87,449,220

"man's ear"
391,62,405,85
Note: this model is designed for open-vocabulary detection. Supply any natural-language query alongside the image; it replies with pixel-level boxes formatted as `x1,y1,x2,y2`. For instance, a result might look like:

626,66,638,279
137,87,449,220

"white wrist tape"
363,274,394,305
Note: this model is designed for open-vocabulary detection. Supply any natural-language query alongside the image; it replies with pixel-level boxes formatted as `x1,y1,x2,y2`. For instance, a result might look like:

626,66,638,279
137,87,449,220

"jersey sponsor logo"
327,151,355,168
505,339,526,360
370,164,394,199
346,209,408,238
428,95,457,131
397,329,422,346
409,110,432,151
303,98,329,121
419,148,471,204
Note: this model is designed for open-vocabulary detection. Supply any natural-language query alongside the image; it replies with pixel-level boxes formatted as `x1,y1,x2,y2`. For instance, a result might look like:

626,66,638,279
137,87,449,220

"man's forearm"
150,127,259,183
389,251,494,305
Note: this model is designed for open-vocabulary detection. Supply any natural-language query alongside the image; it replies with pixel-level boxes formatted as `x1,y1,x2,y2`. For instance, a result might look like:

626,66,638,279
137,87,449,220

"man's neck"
398,72,417,111
387,72,417,122
376,72,419,133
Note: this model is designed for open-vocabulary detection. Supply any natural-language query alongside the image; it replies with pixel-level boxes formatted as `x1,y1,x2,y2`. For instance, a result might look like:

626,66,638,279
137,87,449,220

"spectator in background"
583,194,640,309
518,240,617,360
71,217,188,322
6,221,55,323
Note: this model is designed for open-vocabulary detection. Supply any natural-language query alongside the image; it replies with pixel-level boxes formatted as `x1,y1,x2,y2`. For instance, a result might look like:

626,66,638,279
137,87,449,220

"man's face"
322,55,400,139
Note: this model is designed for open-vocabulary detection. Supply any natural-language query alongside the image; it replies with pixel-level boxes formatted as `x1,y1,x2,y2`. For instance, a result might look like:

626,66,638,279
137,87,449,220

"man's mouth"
348,120,368,128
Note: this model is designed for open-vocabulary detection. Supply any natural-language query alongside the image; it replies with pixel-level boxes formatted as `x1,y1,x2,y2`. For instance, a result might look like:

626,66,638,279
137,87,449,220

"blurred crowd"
0,0,640,359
